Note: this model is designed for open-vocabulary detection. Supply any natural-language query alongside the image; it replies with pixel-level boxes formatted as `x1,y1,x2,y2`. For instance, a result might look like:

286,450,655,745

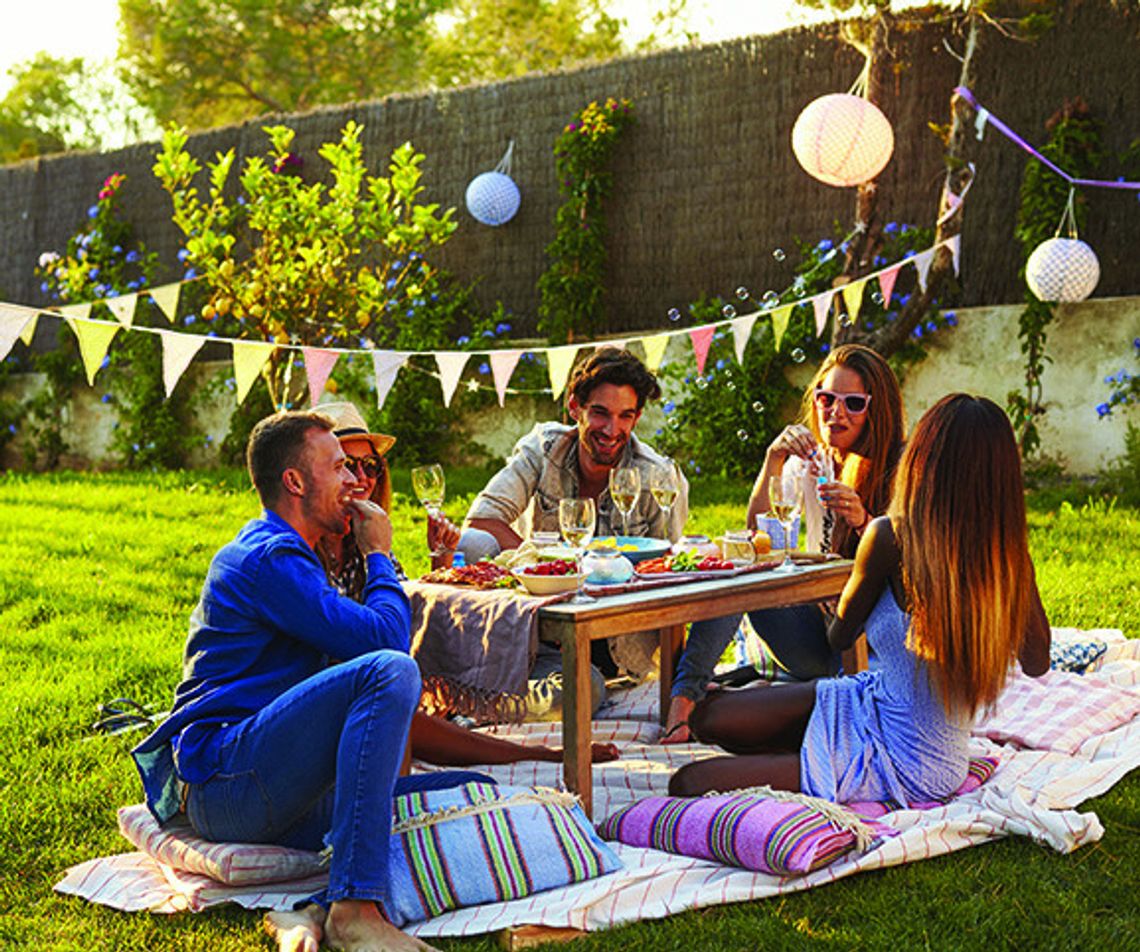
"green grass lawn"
1,468,1138,951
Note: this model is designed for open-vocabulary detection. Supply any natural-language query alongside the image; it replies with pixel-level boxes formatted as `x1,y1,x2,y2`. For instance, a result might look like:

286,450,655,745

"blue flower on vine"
125,250,139,264
816,239,833,252
185,268,198,280
820,343,831,354
873,255,887,267
715,359,726,370
482,329,495,338
496,322,511,335
87,205,99,219
926,321,937,334
945,312,958,327
112,245,122,254
457,335,470,345
386,278,397,290
1096,402,1112,418
177,248,190,262
912,325,924,339
663,400,675,414
884,222,900,235
478,362,490,375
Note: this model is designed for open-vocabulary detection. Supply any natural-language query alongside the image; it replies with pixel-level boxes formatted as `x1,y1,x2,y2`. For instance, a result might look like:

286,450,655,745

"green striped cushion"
383,782,622,926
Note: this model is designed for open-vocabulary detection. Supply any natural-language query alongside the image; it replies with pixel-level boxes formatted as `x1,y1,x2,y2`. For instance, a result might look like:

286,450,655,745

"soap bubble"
838,312,852,328
725,381,736,392
871,291,884,305
669,416,681,429
721,304,736,319
761,290,780,308
772,248,786,262
736,429,750,442
695,376,709,390
791,348,806,363
735,286,750,301
751,400,765,413
667,307,681,322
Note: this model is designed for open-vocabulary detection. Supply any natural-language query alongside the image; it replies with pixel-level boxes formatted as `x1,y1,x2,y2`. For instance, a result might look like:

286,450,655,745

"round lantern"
1025,237,1100,303
792,93,894,187
465,171,520,226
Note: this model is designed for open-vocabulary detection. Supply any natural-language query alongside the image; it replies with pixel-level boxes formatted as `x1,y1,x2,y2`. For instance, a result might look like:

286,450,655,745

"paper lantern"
792,93,894,187
466,140,520,226
1025,237,1100,303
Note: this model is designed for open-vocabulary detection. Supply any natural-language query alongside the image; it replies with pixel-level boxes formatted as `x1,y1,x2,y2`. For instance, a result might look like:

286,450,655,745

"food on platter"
518,559,578,576
588,536,641,553
636,551,736,574
420,562,514,589
752,529,772,555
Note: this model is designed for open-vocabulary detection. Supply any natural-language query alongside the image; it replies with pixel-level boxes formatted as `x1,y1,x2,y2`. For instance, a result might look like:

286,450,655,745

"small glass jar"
581,546,635,585
671,534,721,559
721,530,755,565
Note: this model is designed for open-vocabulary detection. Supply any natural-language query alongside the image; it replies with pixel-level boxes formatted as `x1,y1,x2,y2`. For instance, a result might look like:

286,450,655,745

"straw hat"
317,402,397,457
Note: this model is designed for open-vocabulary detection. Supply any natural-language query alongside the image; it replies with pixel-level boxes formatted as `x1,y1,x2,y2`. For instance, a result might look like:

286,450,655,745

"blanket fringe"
702,785,878,851
419,675,527,726
391,787,582,835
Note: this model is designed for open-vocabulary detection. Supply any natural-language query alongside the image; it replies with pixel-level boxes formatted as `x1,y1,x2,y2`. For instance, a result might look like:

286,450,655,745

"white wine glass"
558,497,596,604
608,465,641,537
768,465,804,573
648,459,681,537
411,463,446,555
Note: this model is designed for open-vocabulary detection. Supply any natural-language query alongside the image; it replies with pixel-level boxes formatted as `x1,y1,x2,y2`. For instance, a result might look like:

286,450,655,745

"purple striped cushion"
597,791,890,876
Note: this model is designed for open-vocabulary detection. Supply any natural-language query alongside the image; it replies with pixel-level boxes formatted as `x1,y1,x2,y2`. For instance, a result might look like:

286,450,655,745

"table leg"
555,618,594,818
657,624,685,727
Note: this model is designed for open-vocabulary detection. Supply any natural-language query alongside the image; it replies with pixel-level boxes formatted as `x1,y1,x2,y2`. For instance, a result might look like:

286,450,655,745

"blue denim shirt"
132,510,411,822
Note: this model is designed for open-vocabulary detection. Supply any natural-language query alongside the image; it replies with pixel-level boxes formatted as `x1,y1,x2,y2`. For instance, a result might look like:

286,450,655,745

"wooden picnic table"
537,559,856,818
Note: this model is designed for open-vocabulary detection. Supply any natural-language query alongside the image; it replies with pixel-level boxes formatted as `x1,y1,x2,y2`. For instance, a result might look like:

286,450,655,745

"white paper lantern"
1025,237,1100,302
466,141,521,226
791,93,894,187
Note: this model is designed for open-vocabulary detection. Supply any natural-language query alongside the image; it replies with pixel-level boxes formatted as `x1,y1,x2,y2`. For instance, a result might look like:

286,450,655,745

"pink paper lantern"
1025,237,1100,303
792,93,894,187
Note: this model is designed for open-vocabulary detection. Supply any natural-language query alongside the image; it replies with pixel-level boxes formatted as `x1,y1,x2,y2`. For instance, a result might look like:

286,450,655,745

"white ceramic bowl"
512,567,583,596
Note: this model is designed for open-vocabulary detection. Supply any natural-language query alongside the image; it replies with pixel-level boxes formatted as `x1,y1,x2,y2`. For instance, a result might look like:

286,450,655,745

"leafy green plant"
538,98,635,344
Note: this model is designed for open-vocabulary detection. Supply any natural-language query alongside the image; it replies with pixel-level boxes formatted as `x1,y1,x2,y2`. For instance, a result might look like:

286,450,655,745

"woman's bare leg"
669,752,802,797
688,680,817,754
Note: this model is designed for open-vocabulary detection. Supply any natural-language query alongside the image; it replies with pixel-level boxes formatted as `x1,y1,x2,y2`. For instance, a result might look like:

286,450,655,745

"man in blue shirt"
132,410,442,952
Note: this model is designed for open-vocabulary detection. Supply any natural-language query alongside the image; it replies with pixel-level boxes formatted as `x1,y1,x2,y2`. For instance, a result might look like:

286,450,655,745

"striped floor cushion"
383,782,622,927
597,787,893,876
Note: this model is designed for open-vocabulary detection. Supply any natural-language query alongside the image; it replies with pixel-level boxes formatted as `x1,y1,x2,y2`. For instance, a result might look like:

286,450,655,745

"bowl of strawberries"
512,559,583,595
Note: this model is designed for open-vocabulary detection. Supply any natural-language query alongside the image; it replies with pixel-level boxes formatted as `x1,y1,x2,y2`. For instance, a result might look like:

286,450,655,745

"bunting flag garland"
730,313,758,364
149,283,182,324
688,324,716,375
812,291,833,337
770,304,794,350
434,351,470,407
0,304,35,362
371,350,409,410
640,333,670,373
302,347,340,407
546,345,579,401
59,302,92,321
19,311,39,347
231,339,276,405
65,316,120,385
878,265,900,308
948,234,962,275
912,249,935,293
105,292,139,329
489,349,523,406
157,330,206,398
840,279,866,326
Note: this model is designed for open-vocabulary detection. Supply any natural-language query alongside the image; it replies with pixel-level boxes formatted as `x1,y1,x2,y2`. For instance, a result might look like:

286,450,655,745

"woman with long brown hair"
664,344,906,742
668,394,1051,801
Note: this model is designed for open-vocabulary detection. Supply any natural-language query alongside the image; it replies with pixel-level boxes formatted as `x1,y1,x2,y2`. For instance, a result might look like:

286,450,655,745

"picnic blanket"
56,627,1140,936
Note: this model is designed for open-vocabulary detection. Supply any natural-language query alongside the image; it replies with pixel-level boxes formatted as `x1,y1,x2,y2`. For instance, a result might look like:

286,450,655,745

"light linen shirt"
465,422,689,543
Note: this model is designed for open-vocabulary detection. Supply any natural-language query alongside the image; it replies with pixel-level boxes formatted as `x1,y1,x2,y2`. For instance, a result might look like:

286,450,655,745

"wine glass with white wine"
648,459,681,537
768,463,804,573
558,497,596,603
411,463,446,555
608,465,641,537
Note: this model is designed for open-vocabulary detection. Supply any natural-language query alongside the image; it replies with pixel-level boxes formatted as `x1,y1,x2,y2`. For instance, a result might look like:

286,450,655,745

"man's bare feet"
325,899,440,952
263,903,324,952
661,695,695,745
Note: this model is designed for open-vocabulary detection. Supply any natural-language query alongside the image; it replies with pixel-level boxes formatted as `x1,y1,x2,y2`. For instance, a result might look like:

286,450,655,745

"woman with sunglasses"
663,344,906,743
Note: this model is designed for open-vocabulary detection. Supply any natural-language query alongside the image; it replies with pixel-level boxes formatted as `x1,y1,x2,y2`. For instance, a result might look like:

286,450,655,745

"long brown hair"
889,394,1031,717
800,344,905,555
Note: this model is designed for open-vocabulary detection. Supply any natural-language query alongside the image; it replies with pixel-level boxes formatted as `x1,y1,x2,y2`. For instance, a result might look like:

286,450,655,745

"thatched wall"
1,1,1138,339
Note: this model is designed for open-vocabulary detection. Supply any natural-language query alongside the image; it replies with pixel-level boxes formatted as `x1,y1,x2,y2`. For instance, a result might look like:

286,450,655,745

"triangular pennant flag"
371,350,409,410
231,339,276,405
149,283,182,324
546,345,579,401
770,304,794,350
689,324,716,376
434,351,470,408
302,347,340,407
20,311,40,346
731,314,758,364
878,266,901,308
912,249,935,293
947,234,962,275
59,302,92,321
105,292,138,328
157,329,206,398
603,339,626,352
489,349,524,407
640,333,670,373
65,316,119,385
840,279,867,326
811,291,833,337
0,304,34,361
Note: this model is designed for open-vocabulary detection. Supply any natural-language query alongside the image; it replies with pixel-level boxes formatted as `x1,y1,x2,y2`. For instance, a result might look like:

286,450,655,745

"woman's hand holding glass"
608,466,641,536
412,463,447,555
558,497,596,604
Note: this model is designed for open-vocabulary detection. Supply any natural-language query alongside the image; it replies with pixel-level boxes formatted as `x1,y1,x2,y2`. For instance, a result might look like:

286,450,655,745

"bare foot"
263,903,324,952
660,695,695,745
325,899,439,952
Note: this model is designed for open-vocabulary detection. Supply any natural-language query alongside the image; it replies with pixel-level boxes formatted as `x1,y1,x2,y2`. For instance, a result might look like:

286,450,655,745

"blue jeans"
184,651,488,906
672,605,835,700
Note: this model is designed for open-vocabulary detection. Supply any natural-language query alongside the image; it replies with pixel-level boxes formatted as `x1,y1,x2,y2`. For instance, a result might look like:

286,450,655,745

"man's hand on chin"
348,498,393,557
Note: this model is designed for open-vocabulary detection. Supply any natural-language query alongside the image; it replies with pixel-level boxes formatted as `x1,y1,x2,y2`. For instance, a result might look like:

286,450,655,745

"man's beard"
581,428,627,466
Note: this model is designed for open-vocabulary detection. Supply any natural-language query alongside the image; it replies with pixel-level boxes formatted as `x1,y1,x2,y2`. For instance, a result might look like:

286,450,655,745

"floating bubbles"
793,277,808,298
725,381,737,392
667,307,681,322
760,290,780,308
669,416,681,430
735,286,750,301
791,348,806,363
737,429,750,442
838,312,853,328
751,400,765,413
721,304,736,319
772,248,786,262
695,376,709,390
871,291,884,305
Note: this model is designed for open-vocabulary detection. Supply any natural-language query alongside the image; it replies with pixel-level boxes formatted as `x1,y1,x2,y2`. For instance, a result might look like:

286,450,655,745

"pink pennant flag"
878,266,901,308
811,291,833,337
688,324,716,375
302,347,340,407
731,314,758,364
489,349,523,407
157,329,206,398
370,350,408,410
434,351,470,408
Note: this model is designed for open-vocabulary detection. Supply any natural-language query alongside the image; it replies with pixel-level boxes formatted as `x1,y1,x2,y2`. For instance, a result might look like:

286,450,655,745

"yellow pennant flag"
20,312,39,346
65,317,120,385
149,283,182,324
840,279,866,326
546,345,580,401
639,333,671,373
770,304,794,350
231,339,277,405
105,292,138,328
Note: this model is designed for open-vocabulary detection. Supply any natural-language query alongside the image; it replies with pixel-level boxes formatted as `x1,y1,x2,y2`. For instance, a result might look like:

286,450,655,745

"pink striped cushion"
117,804,324,886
